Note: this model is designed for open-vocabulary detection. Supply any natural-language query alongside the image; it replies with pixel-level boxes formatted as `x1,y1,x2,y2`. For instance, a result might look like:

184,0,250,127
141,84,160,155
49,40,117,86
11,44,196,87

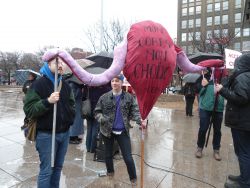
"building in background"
177,0,250,55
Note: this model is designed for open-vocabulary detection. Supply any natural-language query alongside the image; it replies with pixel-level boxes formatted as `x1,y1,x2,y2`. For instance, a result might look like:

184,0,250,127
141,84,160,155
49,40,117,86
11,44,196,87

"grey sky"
0,0,177,52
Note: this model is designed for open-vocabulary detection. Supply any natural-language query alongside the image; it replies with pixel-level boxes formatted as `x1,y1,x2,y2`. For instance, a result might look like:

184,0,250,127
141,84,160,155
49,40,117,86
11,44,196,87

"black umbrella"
183,73,201,83
85,51,113,69
188,52,223,64
64,59,95,85
85,67,107,74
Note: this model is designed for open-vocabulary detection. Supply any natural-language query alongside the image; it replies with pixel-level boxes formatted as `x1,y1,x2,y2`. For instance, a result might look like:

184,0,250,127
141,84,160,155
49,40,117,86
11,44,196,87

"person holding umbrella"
23,55,75,188
21,72,37,136
94,73,141,186
195,68,224,161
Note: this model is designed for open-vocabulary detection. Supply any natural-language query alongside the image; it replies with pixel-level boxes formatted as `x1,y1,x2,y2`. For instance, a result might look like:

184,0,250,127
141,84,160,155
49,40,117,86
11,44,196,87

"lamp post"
100,0,104,51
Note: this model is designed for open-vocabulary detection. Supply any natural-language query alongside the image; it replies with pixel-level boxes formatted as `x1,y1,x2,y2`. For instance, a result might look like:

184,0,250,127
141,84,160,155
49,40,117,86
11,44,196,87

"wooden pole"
140,120,146,188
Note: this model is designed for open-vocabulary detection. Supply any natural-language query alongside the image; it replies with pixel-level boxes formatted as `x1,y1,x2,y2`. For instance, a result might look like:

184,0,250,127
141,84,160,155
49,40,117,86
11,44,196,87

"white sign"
225,49,242,69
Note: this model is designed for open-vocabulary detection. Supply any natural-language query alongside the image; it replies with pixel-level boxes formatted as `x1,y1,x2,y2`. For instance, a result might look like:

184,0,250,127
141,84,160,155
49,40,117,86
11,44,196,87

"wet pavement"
0,87,239,188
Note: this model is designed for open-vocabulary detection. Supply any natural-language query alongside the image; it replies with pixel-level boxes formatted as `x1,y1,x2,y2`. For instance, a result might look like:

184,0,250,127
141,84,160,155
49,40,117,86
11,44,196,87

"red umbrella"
197,59,224,68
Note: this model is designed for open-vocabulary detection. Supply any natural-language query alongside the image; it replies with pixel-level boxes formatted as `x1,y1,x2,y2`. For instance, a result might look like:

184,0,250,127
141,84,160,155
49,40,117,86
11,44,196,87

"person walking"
21,72,37,136
22,72,37,94
23,54,75,188
215,53,250,188
195,69,224,161
94,73,141,186
183,82,196,117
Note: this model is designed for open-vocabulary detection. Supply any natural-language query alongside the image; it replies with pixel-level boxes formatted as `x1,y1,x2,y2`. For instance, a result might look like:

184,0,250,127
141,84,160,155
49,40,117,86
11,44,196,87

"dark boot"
224,181,241,188
228,175,240,182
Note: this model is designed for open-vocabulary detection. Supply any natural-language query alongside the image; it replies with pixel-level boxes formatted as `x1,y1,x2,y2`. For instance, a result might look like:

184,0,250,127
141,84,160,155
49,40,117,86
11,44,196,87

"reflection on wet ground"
0,88,238,188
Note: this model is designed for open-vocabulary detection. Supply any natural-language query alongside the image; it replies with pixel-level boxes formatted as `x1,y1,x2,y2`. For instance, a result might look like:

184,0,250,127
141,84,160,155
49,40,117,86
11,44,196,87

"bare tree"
0,51,21,85
189,25,239,55
19,53,41,71
84,19,129,53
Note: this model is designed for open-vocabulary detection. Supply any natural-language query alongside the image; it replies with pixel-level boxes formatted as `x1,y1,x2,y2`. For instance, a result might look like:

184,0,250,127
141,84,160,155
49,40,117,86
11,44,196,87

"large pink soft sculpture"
42,21,205,119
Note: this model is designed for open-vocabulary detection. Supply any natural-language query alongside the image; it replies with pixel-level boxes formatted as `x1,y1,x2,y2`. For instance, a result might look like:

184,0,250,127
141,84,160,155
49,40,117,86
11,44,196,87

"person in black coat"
216,53,250,188
183,82,196,117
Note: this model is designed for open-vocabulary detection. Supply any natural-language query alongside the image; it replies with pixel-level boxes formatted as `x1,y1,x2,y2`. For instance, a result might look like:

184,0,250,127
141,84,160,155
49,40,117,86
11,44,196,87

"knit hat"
114,73,124,82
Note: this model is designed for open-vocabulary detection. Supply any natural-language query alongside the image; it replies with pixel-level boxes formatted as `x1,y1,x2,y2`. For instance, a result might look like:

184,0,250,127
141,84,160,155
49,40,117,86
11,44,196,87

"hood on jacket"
234,53,250,71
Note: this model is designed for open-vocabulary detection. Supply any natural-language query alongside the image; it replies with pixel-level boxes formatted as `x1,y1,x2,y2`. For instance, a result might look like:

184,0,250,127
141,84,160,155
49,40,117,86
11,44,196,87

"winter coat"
23,76,75,133
94,90,141,137
219,53,250,131
199,80,224,112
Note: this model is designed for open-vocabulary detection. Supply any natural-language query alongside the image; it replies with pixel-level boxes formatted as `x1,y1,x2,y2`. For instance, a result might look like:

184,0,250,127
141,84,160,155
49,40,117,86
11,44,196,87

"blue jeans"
35,130,70,188
231,128,250,188
102,131,136,181
86,118,99,152
197,109,223,150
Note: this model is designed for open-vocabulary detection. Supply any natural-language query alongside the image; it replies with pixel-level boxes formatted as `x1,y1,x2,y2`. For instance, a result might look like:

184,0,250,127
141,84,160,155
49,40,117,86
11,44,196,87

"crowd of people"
21,49,250,188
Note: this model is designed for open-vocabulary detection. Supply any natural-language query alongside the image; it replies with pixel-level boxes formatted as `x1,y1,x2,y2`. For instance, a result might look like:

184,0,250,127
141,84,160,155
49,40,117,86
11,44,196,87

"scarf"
40,62,62,86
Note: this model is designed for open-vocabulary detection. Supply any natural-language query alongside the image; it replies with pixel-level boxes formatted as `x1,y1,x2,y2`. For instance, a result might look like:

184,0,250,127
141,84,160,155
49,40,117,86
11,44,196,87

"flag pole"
51,57,58,167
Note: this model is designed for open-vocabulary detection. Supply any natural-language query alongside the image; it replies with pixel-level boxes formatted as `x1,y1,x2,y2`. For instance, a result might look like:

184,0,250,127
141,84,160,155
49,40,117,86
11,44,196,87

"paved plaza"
0,87,239,188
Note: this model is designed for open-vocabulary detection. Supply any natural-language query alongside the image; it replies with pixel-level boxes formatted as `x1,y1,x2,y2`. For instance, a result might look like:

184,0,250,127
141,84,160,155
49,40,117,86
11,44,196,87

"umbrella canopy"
15,69,41,85
84,67,107,74
85,51,113,69
64,59,96,85
183,73,201,83
188,52,223,64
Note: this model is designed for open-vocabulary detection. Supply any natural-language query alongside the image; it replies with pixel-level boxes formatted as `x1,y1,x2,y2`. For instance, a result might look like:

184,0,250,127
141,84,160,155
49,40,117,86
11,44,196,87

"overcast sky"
0,0,178,53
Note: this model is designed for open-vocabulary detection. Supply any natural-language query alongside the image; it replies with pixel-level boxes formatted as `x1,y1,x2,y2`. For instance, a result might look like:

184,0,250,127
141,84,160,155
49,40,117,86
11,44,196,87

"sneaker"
195,147,202,158
213,150,222,161
228,174,240,182
224,181,241,188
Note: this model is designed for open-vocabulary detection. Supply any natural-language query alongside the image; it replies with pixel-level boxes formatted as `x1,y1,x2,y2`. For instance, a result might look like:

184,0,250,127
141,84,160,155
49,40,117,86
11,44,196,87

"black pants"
102,132,136,181
185,96,195,116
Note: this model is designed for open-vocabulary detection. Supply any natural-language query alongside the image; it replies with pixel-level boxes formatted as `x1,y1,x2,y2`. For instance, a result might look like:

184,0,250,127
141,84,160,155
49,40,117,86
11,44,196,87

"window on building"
188,20,194,28
189,0,194,2
196,18,201,27
196,6,201,14
215,3,221,11
182,33,187,42
187,46,194,54
234,42,241,51
215,16,220,25
207,4,213,12
243,28,250,37
189,7,194,15
235,28,241,37
188,32,193,41
182,8,187,16
214,30,220,37
242,41,250,51
207,17,213,26
195,32,201,40
235,13,241,23
223,1,229,10
235,0,241,8
183,0,187,3
207,30,212,38
182,20,187,29
222,29,228,35
222,15,228,24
